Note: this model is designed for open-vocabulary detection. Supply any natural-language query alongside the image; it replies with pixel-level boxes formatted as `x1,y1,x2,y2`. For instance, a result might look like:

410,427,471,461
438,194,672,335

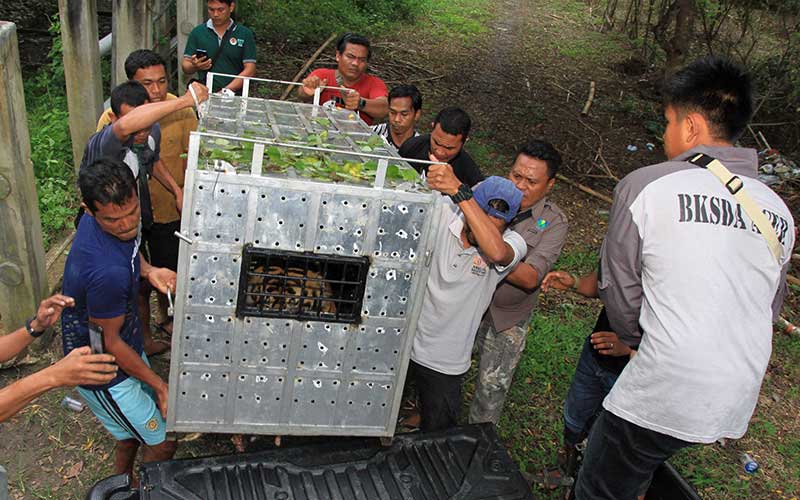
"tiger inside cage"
238,246,370,323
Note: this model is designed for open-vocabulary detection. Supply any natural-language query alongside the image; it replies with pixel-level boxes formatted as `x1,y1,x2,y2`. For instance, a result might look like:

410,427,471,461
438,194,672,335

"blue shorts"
77,353,166,445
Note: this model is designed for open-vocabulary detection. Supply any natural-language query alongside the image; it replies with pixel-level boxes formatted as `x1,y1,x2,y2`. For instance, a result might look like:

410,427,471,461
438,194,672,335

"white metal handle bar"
205,72,352,104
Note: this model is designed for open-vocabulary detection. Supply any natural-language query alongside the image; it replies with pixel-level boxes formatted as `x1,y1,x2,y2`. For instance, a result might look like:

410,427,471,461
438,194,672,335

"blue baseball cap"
473,176,523,224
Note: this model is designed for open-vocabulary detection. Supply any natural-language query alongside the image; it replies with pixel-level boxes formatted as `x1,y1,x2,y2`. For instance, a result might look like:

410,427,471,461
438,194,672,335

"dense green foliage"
24,19,78,250
235,0,423,42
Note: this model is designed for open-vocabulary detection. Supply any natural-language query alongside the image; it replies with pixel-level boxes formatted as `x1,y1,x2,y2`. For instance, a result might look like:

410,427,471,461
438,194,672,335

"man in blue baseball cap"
407,163,527,431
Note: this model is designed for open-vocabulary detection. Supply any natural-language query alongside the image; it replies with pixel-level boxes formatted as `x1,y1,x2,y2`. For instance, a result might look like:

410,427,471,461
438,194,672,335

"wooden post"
57,0,103,172
111,0,154,88
153,0,175,88
177,0,205,93
0,22,48,335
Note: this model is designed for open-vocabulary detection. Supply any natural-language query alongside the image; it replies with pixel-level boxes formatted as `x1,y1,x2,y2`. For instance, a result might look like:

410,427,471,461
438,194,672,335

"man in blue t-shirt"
62,157,179,482
78,79,208,356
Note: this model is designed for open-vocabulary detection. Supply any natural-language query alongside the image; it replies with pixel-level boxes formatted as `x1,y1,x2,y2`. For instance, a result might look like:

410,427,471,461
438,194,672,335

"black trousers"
575,410,692,500
409,361,464,432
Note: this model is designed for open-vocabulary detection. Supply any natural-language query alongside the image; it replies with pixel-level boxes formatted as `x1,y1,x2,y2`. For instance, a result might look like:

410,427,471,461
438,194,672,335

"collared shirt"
411,200,527,375
371,123,419,150
399,134,484,187
600,145,795,444
183,19,256,91
97,94,198,223
79,124,161,229
487,196,568,331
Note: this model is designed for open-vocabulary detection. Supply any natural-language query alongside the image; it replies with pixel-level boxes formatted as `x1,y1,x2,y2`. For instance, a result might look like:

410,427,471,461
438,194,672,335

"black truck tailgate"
88,423,534,500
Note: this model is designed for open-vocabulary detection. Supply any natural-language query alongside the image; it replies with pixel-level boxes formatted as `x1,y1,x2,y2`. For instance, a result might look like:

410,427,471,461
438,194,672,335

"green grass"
492,304,600,478
236,0,424,43
466,131,514,176
423,0,494,38
554,246,599,274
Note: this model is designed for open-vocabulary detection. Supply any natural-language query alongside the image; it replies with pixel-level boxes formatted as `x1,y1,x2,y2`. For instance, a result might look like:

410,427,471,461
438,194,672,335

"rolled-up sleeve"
525,212,568,287
497,230,528,274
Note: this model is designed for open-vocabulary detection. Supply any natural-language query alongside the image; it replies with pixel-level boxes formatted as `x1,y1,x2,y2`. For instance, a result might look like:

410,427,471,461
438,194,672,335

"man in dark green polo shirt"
182,0,256,93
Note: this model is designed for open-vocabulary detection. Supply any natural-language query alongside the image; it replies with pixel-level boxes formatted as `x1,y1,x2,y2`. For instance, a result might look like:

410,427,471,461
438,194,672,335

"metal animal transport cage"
166,74,443,437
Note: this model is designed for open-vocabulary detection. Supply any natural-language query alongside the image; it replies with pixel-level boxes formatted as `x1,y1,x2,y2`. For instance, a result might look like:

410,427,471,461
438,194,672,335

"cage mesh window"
237,246,369,323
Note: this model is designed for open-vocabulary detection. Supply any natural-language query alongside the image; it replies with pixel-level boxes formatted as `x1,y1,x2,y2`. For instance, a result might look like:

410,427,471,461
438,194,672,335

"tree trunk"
653,0,695,74
668,0,694,71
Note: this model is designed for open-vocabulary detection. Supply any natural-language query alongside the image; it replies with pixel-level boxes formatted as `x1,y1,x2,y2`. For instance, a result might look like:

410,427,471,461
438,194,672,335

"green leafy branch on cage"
198,135,419,184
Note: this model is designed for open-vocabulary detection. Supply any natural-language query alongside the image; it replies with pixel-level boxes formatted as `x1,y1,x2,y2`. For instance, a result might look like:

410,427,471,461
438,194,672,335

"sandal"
396,412,421,433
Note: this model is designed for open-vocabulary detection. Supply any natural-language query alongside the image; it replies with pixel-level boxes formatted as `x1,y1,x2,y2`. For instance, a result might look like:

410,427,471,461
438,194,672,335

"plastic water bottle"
61,395,84,413
740,453,758,474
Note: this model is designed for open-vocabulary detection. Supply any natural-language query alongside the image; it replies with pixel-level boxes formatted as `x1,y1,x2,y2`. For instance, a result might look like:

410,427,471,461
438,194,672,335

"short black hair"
487,198,510,213
517,139,562,179
433,107,471,141
388,85,422,111
662,56,754,142
79,157,138,213
110,80,149,116
209,0,234,5
124,49,166,80
336,33,371,60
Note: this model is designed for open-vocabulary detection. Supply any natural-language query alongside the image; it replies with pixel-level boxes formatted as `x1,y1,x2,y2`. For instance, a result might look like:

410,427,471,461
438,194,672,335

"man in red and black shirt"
297,33,388,125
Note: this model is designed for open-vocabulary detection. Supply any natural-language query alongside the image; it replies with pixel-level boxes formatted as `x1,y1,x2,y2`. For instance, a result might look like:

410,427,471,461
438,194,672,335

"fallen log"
280,32,337,101
556,173,613,204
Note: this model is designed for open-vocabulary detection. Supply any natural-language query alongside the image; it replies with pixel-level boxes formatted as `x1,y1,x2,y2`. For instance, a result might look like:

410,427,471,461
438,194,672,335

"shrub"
24,18,77,250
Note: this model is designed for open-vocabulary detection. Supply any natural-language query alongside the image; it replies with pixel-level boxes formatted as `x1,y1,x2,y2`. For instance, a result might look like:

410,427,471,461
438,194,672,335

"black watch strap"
450,183,473,204
25,316,44,338
358,98,367,110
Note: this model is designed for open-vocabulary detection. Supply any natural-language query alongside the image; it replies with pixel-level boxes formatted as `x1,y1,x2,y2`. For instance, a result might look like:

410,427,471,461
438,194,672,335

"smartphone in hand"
195,48,208,60
88,321,105,355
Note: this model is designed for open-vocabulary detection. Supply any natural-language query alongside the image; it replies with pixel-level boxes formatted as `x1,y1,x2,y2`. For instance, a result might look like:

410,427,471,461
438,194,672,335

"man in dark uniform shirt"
399,107,483,187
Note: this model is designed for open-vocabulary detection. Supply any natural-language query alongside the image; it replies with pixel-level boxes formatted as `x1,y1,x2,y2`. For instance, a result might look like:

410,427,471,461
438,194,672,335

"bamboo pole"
280,32,338,101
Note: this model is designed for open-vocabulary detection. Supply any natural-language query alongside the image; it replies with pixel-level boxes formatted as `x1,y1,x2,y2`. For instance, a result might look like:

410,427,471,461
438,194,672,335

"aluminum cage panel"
167,101,443,437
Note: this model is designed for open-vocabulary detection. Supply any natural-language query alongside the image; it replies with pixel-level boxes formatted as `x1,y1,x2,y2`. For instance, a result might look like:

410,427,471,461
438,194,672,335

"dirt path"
446,0,534,154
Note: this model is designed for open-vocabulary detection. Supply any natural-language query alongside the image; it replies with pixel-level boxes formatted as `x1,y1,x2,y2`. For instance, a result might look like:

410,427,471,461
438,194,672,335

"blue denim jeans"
563,336,621,446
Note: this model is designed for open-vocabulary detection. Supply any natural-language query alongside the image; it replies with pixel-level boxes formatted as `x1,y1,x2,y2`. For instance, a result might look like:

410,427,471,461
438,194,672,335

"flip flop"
396,412,421,433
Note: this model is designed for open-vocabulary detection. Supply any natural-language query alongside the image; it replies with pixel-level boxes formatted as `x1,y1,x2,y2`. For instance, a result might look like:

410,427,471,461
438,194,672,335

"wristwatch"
25,315,45,338
450,183,473,204
358,98,367,110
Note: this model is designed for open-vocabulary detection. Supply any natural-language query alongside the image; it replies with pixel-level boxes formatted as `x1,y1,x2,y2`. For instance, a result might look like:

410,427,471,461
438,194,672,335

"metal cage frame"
166,78,443,437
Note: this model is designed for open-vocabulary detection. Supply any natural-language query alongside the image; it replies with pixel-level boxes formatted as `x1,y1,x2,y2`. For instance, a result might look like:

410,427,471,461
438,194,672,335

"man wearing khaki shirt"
469,140,568,424
97,50,198,352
